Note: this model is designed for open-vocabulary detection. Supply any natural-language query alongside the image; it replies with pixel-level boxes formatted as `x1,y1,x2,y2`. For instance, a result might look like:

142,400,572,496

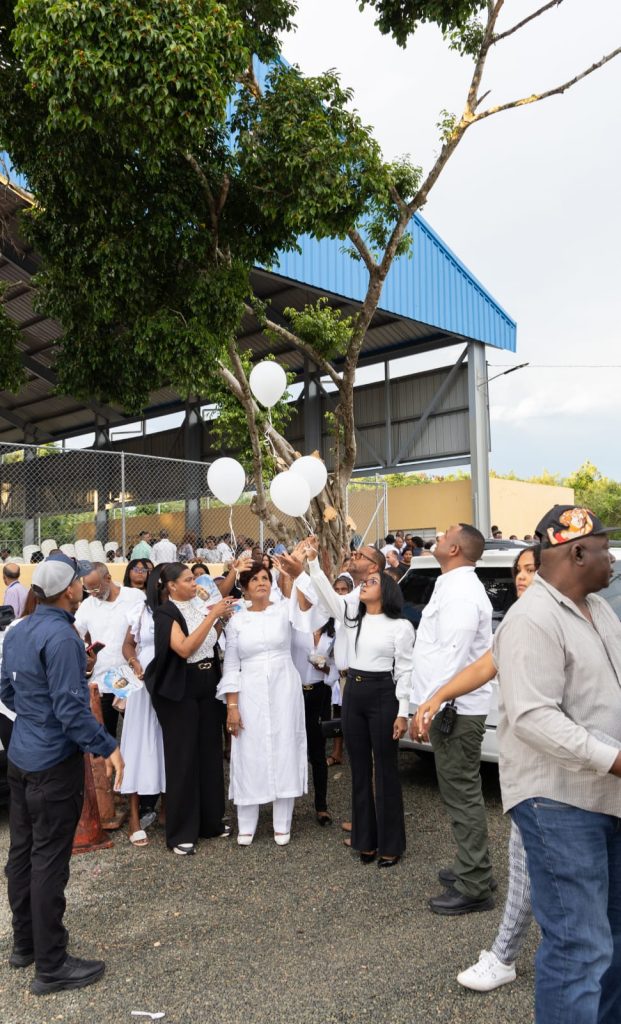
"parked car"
399,548,621,763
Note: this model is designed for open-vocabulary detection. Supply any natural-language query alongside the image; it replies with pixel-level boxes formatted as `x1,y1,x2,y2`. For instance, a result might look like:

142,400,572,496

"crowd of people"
0,505,620,1024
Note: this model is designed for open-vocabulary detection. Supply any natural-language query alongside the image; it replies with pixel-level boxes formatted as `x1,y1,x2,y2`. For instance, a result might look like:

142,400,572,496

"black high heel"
316,812,333,827
378,856,401,868
360,851,377,864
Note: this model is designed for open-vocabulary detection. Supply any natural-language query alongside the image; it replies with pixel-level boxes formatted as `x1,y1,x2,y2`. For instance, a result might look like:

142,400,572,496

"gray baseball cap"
32,553,91,599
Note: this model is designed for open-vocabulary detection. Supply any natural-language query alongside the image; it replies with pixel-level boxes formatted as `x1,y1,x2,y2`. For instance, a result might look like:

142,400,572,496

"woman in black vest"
144,562,235,855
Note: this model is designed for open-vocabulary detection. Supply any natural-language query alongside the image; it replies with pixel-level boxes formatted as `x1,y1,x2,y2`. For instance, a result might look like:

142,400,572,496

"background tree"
1,1,619,569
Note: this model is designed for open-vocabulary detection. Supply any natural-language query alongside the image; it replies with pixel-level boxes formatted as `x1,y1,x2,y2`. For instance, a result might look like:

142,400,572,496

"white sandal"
129,829,149,847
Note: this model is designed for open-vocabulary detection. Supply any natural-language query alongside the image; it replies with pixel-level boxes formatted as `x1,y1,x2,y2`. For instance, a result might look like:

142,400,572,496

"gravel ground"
0,752,537,1024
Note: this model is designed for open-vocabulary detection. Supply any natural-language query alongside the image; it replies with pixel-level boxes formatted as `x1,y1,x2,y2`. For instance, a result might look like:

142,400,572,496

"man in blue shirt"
1,553,124,996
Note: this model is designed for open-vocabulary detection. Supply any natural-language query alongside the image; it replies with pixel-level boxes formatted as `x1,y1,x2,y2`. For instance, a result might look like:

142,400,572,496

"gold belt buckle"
197,661,212,671
355,674,362,682
302,684,314,692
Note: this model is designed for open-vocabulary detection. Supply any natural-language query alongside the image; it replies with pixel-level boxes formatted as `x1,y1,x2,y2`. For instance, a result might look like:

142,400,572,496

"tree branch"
346,227,378,274
245,303,343,390
473,46,621,123
493,0,564,44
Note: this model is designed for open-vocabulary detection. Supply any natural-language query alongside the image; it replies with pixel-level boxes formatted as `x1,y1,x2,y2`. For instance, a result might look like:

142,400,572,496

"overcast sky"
282,1,621,480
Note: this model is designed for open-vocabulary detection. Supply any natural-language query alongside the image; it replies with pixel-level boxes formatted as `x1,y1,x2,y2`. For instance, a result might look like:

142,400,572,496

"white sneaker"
274,832,290,846
237,834,254,846
457,950,516,991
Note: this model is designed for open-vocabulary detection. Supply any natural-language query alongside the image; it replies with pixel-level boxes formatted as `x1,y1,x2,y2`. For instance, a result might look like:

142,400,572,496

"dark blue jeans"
512,798,621,1024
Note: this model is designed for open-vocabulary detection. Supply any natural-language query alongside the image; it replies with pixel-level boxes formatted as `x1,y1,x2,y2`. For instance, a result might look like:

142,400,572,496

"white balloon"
207,457,246,505
270,471,310,518
249,361,287,409
291,456,328,498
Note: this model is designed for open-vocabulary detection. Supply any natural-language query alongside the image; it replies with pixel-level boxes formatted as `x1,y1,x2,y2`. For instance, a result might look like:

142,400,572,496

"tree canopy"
0,0,387,408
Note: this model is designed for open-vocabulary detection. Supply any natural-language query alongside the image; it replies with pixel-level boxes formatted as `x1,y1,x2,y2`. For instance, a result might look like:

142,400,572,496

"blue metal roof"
271,217,516,353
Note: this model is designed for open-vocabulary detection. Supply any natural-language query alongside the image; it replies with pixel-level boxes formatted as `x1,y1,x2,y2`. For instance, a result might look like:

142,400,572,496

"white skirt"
120,684,166,795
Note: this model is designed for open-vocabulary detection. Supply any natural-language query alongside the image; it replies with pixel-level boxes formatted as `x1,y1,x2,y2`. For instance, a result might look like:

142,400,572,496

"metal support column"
183,405,202,539
22,434,37,549
303,359,322,455
467,341,491,538
93,418,111,543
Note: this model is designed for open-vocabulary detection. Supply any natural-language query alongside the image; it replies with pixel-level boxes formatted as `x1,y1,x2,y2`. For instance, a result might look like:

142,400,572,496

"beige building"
388,478,574,539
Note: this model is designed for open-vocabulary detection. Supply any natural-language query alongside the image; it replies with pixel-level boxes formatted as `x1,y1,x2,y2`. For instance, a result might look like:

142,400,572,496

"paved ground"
0,753,537,1024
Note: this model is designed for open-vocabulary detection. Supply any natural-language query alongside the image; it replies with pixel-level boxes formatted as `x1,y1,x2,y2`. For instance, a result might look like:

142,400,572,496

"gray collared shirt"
493,574,621,816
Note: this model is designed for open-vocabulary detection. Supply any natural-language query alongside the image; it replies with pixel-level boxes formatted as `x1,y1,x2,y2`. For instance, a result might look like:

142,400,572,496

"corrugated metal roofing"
270,216,515,352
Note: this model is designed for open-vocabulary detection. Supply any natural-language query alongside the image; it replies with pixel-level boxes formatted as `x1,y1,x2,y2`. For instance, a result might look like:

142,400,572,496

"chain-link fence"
0,442,388,562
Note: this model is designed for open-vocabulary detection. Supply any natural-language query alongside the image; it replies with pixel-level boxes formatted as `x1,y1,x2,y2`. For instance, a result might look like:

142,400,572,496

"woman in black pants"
294,550,415,867
144,563,236,855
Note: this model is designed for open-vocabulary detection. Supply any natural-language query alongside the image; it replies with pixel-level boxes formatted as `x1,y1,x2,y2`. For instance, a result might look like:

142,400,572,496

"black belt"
302,682,324,691
189,660,214,671
347,669,393,684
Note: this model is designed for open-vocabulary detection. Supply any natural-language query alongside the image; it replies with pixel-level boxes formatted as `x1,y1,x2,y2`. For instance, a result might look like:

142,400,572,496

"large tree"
1,0,619,567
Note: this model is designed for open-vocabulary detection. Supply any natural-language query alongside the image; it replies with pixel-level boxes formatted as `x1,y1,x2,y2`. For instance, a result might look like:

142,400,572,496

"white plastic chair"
22,545,41,563
89,541,107,563
40,539,57,556
74,539,92,562
60,543,76,558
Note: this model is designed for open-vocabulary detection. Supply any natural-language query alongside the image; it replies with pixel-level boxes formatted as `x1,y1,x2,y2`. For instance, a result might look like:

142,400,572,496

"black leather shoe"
438,867,498,891
31,954,105,996
9,947,35,969
429,885,495,916
359,851,377,864
316,812,332,827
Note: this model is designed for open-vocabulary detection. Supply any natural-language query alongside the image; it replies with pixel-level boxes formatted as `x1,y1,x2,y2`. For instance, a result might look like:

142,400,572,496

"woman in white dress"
120,601,166,847
217,562,310,847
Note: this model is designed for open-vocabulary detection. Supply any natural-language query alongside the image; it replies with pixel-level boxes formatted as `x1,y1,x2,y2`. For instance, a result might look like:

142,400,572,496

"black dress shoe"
359,851,377,864
438,867,498,891
9,947,35,969
31,954,106,996
316,812,332,827
378,856,401,869
429,885,495,916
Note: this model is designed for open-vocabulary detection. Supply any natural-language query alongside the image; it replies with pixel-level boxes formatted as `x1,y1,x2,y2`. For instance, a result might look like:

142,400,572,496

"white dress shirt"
151,538,178,564
296,559,414,717
411,565,493,715
75,586,146,690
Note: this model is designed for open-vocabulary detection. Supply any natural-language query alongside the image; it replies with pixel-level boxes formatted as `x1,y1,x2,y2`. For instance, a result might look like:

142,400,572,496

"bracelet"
227,703,239,708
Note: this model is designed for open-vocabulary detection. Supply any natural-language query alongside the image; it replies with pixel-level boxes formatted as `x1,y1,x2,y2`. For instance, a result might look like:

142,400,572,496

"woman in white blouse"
217,562,311,847
291,546,415,867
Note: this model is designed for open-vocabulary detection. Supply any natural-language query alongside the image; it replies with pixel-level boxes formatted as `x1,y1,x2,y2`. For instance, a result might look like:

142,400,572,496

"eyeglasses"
131,567,148,574
352,551,378,564
360,577,380,588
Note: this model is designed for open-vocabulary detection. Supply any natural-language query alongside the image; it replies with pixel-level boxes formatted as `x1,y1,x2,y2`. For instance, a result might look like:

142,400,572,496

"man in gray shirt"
2,563,29,618
494,505,621,1024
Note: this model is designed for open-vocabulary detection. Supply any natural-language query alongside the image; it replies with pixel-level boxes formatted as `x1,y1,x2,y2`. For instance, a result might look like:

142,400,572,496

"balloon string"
228,505,237,556
300,515,314,536
265,410,280,462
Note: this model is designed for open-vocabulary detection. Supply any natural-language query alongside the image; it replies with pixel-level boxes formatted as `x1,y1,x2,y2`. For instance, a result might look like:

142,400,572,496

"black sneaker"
9,947,35,969
429,885,495,917
31,954,105,996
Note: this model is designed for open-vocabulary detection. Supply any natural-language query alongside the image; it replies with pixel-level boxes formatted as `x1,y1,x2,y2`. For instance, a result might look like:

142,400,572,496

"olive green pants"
429,713,493,900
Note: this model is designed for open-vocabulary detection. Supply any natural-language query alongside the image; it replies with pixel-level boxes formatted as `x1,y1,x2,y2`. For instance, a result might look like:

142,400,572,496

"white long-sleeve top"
295,559,415,717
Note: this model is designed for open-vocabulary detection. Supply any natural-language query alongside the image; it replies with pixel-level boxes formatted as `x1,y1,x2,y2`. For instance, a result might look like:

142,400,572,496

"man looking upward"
410,523,494,915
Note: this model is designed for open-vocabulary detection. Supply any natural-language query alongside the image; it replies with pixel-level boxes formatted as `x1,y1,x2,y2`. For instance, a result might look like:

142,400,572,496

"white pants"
237,798,295,836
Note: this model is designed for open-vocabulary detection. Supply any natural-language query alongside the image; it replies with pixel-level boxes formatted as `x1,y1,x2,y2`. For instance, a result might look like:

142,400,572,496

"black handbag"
321,717,342,739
